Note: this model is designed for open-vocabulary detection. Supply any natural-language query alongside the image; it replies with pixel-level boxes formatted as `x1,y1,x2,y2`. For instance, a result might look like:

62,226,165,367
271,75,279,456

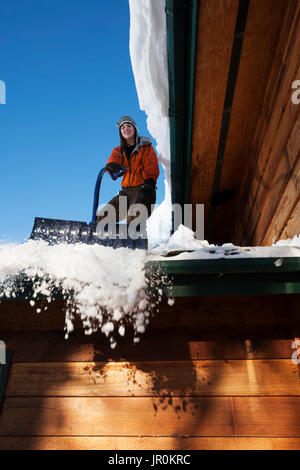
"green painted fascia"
1,257,299,301
166,0,199,220
151,257,300,274
148,257,300,297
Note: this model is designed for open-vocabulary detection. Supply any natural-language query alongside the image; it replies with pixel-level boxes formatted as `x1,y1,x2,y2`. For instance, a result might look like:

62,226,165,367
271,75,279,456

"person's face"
120,122,135,141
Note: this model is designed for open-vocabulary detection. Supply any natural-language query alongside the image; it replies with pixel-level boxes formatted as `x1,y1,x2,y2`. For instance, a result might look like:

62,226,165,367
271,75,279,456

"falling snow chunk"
113,309,123,322
138,299,148,310
0,240,158,347
101,322,114,337
84,328,93,336
136,325,145,334
118,325,125,337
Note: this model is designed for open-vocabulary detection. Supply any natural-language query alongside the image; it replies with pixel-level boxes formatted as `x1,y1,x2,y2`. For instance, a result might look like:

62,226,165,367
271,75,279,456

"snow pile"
273,234,300,247
0,240,170,348
129,0,172,246
149,225,300,260
155,225,210,253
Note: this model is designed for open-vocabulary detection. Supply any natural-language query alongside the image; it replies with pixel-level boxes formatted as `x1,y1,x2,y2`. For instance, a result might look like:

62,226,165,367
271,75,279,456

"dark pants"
97,185,156,224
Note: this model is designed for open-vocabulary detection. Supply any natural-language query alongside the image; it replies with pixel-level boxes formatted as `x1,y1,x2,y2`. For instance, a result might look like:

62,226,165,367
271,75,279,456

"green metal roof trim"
166,0,199,213
148,257,300,297
1,257,299,301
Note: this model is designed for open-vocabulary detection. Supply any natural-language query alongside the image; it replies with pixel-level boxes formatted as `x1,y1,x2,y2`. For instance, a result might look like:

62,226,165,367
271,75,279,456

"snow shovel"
30,166,148,249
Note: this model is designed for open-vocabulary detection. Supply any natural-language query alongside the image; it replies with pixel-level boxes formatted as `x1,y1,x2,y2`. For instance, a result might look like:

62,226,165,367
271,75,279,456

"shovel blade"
30,217,147,249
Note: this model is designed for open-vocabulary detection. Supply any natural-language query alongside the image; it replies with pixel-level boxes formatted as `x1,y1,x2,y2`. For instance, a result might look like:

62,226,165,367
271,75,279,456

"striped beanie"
116,116,138,133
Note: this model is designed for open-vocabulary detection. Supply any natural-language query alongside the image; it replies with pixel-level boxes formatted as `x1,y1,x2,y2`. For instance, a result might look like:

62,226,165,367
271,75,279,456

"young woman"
97,116,159,226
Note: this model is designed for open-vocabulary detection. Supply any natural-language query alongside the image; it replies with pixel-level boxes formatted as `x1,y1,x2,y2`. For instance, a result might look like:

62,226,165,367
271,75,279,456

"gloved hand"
106,162,122,175
139,178,156,203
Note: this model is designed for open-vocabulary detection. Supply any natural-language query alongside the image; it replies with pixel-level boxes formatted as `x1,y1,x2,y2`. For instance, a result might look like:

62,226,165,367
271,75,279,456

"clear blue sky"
0,0,165,243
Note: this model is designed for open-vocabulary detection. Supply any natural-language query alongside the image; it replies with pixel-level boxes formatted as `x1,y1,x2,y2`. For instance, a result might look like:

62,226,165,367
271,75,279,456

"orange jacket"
107,137,159,187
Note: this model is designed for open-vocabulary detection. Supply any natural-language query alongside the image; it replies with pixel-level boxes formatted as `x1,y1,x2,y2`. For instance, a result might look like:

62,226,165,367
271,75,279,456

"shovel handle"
90,166,126,224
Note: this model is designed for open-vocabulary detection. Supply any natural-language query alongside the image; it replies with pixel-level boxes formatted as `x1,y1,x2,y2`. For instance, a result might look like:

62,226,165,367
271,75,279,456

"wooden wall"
190,0,240,234
234,2,300,245
1,295,300,450
189,0,299,245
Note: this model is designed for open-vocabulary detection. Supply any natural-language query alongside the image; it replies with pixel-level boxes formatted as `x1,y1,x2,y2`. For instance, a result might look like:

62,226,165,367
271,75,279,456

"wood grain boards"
0,299,67,330
1,330,295,362
218,0,289,192
234,3,300,245
210,0,289,243
0,396,234,436
2,396,300,437
1,332,300,449
0,294,295,331
280,200,300,241
189,0,239,228
232,397,300,436
5,360,300,397
248,99,300,245
1,436,300,450
261,152,300,245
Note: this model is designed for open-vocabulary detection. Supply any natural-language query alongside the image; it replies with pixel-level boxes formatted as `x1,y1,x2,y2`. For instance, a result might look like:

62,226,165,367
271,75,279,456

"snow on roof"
129,0,172,247
148,225,300,261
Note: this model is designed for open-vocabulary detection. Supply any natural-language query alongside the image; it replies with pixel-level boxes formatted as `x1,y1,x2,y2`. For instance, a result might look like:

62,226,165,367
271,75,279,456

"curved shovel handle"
90,166,126,224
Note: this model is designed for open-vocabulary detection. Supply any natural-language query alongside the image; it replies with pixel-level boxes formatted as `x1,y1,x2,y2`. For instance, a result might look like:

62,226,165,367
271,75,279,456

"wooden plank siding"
5,360,300,397
188,0,299,245
280,199,300,240
261,151,300,245
1,295,298,341
2,396,300,438
1,356,300,448
234,1,300,245
189,0,239,230
1,323,300,449
2,436,300,451
210,0,289,244
0,331,295,361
